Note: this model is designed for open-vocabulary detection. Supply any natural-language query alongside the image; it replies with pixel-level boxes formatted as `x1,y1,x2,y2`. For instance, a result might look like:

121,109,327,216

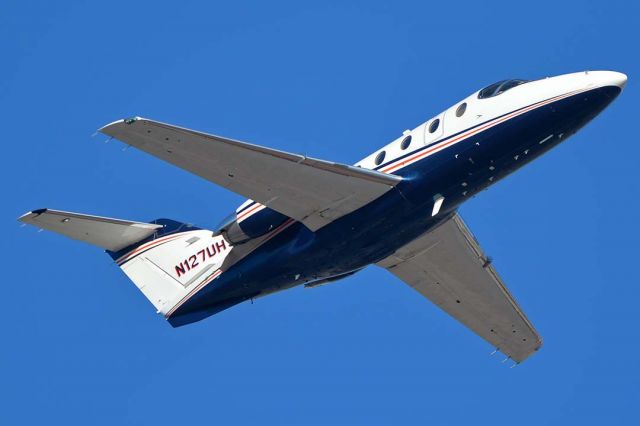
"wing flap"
18,209,162,252
377,214,542,363
99,117,401,231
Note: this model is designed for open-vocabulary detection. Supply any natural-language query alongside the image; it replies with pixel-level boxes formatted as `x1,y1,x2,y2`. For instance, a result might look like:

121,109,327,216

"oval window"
374,151,386,166
428,118,440,134
456,103,467,117
400,135,412,150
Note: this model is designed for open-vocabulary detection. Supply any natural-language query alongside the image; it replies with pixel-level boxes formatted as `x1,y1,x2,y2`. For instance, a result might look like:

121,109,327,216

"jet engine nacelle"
216,205,289,244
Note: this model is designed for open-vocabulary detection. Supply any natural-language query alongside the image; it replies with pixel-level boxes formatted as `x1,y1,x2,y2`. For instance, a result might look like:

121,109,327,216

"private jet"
19,70,627,363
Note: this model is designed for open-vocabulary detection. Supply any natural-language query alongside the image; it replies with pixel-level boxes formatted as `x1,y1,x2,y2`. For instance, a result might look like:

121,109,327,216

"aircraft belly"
171,188,434,317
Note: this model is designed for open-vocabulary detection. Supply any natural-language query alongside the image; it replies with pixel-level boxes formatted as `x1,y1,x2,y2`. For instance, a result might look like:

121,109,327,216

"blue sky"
2,0,638,424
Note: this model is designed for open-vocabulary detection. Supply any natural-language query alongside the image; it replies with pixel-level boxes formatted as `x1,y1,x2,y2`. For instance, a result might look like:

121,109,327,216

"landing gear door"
424,114,444,146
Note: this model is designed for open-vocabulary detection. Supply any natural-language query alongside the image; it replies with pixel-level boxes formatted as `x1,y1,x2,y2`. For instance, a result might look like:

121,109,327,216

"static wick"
122,144,131,152
490,349,498,356
104,136,113,144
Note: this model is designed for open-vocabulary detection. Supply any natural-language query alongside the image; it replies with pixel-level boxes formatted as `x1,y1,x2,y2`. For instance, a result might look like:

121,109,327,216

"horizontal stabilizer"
19,208,233,317
18,209,163,252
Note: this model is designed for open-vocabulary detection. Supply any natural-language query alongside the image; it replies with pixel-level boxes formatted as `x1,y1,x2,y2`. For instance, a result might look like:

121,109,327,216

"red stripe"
237,203,265,221
381,88,586,174
236,201,257,215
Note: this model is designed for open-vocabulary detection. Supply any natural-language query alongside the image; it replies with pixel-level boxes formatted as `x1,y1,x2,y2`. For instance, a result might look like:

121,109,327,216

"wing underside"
377,213,542,363
99,117,402,231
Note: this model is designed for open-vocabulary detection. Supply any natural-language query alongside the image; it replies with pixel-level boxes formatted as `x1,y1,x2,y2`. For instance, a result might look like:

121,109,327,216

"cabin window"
428,118,440,134
400,135,412,150
477,79,529,99
375,151,386,165
456,102,467,117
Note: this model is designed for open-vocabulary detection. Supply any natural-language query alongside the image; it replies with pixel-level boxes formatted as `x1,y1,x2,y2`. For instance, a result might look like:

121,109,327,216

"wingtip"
97,118,124,134
18,208,47,223
98,116,144,135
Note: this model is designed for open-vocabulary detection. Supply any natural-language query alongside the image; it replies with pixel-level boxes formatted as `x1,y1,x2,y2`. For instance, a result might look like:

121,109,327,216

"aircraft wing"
100,117,402,231
376,213,542,363
18,209,162,252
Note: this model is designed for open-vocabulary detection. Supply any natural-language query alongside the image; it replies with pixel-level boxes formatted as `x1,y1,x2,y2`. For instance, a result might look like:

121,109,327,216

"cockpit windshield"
477,79,530,99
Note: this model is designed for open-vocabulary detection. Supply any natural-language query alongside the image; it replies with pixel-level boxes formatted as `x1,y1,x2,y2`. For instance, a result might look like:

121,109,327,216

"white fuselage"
355,71,626,173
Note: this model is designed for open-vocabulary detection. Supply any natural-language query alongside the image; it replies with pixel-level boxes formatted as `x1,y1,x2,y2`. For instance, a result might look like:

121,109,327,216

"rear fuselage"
168,71,625,326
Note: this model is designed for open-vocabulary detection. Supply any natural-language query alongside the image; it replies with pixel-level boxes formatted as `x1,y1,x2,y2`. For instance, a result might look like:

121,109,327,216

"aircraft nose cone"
587,70,628,90
608,71,628,89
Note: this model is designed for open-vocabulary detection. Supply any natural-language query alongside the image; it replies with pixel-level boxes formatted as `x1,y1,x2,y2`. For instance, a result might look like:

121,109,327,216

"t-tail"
18,209,233,323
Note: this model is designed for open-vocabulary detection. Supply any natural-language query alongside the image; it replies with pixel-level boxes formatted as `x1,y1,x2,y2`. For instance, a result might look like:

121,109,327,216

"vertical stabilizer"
111,227,232,316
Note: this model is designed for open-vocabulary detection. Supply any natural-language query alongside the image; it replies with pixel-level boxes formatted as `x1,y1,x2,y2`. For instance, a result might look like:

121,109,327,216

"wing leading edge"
100,117,402,231
377,213,542,363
